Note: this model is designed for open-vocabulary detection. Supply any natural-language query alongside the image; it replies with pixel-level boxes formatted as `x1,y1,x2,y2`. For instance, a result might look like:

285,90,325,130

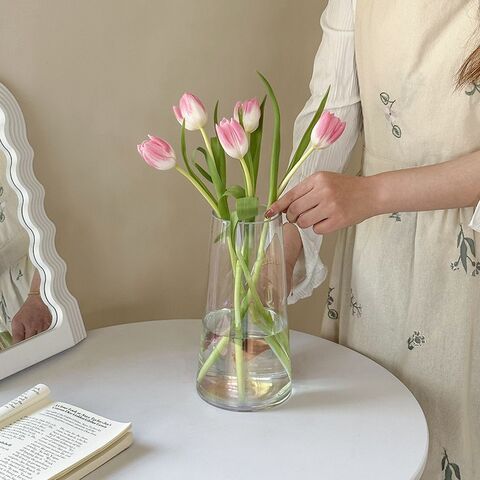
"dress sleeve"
469,204,480,232
286,0,362,304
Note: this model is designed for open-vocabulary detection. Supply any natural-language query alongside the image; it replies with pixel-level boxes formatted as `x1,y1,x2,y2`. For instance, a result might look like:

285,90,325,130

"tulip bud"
215,118,249,160
311,111,346,149
137,135,176,170
233,98,261,133
173,93,208,131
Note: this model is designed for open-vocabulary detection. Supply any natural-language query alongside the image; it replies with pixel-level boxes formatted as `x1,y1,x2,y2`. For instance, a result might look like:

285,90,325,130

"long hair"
457,45,480,88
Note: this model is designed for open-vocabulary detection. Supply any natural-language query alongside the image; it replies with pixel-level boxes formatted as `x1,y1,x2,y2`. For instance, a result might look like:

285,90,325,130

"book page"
0,385,52,428
0,400,131,480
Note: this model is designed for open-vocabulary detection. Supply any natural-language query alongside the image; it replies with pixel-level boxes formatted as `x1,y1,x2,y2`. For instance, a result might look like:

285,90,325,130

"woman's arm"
269,149,480,235
373,151,480,216
284,0,362,303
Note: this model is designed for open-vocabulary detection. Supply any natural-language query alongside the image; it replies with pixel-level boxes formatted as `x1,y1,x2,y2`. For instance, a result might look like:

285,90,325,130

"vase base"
196,381,292,412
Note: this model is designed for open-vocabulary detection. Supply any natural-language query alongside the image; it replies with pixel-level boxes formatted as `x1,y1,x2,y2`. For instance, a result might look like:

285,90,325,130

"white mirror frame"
0,82,86,380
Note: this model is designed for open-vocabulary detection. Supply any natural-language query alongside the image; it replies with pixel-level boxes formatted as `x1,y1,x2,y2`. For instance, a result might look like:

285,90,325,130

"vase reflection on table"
137,73,345,411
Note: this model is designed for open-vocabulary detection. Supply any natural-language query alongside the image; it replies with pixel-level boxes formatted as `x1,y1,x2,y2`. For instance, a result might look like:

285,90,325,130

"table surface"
0,320,429,480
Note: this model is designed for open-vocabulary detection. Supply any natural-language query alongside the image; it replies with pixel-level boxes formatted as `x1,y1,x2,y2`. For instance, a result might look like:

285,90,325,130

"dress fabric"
0,154,34,336
289,1,480,478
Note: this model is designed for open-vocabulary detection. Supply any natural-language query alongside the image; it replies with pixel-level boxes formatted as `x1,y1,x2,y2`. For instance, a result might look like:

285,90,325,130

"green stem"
234,244,291,377
234,258,246,400
175,166,219,215
197,335,229,382
239,157,254,197
200,128,215,161
278,144,316,195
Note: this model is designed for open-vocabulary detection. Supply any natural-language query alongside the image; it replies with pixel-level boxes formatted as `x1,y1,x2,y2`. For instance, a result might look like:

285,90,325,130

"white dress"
0,154,34,343
288,1,480,478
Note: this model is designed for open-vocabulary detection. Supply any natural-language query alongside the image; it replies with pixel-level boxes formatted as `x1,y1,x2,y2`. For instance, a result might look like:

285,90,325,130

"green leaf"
213,100,219,127
257,72,281,205
457,230,462,248
445,465,453,480
214,229,228,244
221,185,246,200
236,196,259,221
180,122,216,203
229,210,239,245
441,454,447,471
181,121,195,177
287,86,330,176
211,137,226,186
194,162,212,183
465,237,476,256
250,96,267,191
460,242,468,272
451,463,461,479
197,146,208,160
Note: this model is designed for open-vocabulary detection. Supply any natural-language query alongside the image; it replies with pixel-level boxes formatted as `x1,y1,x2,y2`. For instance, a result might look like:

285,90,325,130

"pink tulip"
173,93,208,131
215,118,249,160
233,98,261,133
137,135,176,170
311,111,346,149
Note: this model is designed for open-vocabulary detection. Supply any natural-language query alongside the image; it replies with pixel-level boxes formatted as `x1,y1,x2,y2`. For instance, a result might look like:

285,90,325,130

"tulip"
173,93,208,131
311,111,346,149
215,118,249,160
216,118,253,195
233,98,261,134
277,111,346,195
137,135,176,170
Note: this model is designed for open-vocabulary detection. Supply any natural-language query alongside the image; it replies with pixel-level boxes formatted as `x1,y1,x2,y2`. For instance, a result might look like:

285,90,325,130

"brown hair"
457,45,480,88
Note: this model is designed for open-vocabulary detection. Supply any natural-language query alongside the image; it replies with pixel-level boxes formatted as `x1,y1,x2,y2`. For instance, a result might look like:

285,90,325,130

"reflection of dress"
288,1,479,478
0,154,34,335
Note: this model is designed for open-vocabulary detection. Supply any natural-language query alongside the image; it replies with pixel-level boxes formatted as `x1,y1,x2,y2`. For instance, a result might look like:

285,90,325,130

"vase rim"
211,206,281,225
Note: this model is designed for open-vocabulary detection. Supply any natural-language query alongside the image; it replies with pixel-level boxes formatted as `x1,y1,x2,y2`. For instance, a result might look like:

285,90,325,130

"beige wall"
0,0,347,336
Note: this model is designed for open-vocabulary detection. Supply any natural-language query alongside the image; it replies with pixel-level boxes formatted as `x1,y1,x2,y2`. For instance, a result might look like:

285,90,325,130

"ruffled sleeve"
286,0,362,304
469,203,480,232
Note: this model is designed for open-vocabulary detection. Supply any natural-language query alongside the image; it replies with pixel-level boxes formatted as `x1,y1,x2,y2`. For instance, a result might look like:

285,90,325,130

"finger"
12,321,25,344
313,218,338,235
266,181,313,217
286,193,320,223
296,205,329,229
24,323,38,340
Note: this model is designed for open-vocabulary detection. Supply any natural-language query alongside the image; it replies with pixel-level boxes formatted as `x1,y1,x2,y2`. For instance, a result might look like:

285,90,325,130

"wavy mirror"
0,82,85,379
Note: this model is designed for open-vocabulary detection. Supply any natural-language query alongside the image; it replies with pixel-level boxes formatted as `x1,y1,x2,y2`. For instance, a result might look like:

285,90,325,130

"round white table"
0,320,428,480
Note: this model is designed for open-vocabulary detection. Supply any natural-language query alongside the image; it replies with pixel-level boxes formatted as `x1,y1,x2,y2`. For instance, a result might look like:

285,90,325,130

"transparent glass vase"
196,209,292,411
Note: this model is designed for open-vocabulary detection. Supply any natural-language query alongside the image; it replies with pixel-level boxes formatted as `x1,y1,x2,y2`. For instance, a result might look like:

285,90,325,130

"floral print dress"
315,1,480,478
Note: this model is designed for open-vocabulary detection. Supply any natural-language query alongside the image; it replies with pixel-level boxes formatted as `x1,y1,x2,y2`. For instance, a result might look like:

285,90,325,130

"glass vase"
196,210,292,411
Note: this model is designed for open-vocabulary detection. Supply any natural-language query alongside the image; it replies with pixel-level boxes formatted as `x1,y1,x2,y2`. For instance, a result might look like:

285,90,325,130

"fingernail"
265,209,274,218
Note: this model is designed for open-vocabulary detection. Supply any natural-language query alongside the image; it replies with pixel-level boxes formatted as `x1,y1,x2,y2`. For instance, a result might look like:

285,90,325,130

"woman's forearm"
371,150,480,215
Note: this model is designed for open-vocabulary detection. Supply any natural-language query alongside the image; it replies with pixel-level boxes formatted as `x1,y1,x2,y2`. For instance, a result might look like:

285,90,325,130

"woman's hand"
267,172,380,235
11,294,52,344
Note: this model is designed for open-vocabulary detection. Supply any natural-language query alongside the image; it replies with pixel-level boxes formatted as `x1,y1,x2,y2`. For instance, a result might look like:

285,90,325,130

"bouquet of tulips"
138,74,345,409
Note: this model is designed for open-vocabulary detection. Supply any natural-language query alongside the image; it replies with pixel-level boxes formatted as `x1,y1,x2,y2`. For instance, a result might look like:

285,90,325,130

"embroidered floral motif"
350,290,362,318
407,331,425,350
441,449,461,480
326,287,339,320
465,82,480,96
450,225,478,276
16,269,23,281
389,212,402,222
380,92,402,138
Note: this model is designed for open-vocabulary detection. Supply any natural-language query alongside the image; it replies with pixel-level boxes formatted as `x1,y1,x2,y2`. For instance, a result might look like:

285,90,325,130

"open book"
0,385,132,480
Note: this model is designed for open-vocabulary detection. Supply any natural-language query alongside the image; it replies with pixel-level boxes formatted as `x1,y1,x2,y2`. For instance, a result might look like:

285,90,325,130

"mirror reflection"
0,153,52,351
